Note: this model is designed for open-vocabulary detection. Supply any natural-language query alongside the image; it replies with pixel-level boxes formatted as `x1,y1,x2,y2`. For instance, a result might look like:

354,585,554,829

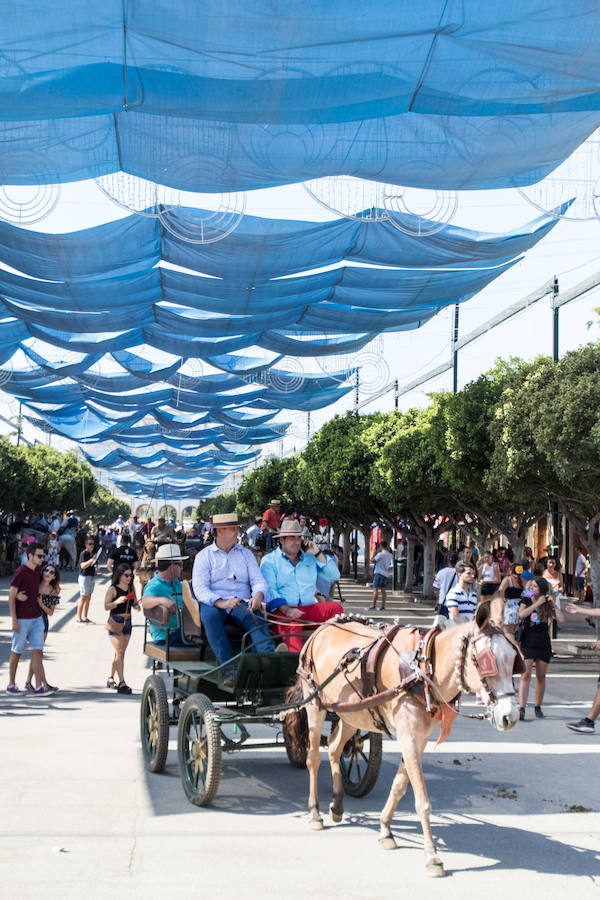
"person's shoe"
106,677,117,689
519,707,526,721
566,718,595,734
46,683,59,692
116,682,132,694
275,642,289,652
6,684,22,695
25,681,35,693
34,685,55,696
221,664,237,690
534,706,544,718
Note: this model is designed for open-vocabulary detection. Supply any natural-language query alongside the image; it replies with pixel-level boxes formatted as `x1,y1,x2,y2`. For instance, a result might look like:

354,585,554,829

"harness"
291,618,524,742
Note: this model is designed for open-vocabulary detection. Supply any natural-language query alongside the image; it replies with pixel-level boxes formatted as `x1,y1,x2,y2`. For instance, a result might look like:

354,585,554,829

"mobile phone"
301,540,308,552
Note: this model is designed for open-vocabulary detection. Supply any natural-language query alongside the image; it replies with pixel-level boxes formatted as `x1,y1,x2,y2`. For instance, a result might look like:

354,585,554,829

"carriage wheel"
282,708,308,768
340,730,382,797
140,675,170,773
177,693,222,806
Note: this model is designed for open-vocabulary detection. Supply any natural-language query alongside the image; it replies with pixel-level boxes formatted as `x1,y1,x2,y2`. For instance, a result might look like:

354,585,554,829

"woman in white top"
478,550,501,597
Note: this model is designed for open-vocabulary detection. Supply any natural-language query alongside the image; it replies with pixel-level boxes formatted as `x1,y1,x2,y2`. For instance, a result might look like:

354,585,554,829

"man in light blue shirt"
192,513,275,683
260,519,342,652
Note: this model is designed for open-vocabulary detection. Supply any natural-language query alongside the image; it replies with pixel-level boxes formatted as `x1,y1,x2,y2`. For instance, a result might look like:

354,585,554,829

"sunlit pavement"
1,573,599,899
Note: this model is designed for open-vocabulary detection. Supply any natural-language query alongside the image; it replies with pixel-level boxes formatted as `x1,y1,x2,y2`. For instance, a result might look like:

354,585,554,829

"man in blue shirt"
141,543,189,646
192,513,275,685
260,518,342,652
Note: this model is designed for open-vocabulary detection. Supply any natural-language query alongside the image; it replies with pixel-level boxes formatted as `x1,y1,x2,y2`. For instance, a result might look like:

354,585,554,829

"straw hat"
278,519,303,537
211,513,239,527
269,499,281,506
155,543,189,562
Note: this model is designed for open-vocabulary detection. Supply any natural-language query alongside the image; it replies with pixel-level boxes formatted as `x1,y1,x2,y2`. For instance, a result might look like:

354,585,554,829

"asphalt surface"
1,571,599,899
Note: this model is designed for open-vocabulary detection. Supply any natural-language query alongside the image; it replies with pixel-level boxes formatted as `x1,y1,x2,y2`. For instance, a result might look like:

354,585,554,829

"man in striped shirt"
445,562,478,623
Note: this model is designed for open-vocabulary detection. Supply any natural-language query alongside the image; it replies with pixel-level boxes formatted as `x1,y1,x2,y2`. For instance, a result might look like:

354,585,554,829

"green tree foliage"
85,485,131,523
0,441,95,516
196,492,237,520
236,457,290,517
488,344,600,614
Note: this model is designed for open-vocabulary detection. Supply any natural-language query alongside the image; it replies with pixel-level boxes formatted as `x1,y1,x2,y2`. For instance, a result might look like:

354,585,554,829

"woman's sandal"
117,682,132,694
106,678,116,689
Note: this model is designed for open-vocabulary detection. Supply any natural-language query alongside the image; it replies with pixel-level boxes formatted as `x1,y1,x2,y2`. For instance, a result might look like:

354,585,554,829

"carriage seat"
142,600,203,663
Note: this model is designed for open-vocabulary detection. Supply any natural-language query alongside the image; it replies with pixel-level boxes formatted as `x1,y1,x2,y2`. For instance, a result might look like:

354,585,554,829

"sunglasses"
122,573,133,579
33,553,44,559
43,568,56,575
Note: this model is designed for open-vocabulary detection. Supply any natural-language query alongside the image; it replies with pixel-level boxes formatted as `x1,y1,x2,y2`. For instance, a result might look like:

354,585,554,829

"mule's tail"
283,678,309,768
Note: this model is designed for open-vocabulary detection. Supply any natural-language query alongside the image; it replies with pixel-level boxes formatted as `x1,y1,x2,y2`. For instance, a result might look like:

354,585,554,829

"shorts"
78,575,95,596
373,573,388,588
107,614,132,637
575,576,585,591
42,612,49,634
480,582,500,596
11,616,45,653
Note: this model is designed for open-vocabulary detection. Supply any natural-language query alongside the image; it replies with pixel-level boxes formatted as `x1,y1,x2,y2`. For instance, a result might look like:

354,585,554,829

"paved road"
1,573,599,899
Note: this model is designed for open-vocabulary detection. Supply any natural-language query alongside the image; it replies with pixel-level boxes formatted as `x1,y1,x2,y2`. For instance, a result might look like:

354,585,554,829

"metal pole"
394,378,399,410
306,411,311,443
354,370,360,411
353,529,358,581
452,303,460,393
16,402,22,446
552,275,559,363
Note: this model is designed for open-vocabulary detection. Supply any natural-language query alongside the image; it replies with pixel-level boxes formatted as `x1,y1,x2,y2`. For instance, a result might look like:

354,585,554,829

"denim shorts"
107,614,132,637
42,612,49,634
575,576,585,591
12,616,45,653
373,573,388,588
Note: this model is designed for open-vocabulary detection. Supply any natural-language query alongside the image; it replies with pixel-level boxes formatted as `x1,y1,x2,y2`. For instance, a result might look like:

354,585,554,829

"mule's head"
461,603,522,731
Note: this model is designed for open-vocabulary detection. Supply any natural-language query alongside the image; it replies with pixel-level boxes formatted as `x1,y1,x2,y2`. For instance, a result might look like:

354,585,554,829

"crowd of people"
4,507,598,736
430,541,598,734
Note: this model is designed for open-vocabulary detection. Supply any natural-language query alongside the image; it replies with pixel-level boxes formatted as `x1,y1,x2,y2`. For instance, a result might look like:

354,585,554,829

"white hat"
155,543,188,562
277,519,303,537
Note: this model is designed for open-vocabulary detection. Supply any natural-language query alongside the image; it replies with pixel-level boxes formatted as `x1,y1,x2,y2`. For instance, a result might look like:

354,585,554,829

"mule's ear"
489,593,504,626
475,600,491,631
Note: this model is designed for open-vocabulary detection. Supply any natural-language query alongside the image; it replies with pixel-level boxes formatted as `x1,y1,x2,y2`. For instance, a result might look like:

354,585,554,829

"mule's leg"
306,703,327,831
327,719,356,823
378,757,409,849
402,739,445,877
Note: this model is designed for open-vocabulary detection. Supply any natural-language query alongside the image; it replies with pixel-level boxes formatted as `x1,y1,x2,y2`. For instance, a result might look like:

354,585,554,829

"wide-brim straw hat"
155,543,189,562
277,518,303,537
269,499,281,506
211,513,239,527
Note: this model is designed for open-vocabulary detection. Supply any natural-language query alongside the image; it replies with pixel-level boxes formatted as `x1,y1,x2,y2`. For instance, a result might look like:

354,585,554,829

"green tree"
488,344,600,621
85,485,131,523
196,492,237,519
22,445,95,514
236,457,290,518
0,438,30,515
366,407,458,599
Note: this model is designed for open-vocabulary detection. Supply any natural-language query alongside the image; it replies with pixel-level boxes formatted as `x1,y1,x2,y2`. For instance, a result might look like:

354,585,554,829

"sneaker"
6,684,22,695
25,681,35,693
46,684,59,692
34,685,55,696
566,718,595,734
221,664,237,690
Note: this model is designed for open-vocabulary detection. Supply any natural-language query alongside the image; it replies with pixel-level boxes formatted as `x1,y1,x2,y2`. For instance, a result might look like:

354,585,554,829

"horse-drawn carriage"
140,583,383,806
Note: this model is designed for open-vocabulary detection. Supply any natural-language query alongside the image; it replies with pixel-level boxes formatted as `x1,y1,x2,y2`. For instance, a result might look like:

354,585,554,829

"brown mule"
290,604,521,877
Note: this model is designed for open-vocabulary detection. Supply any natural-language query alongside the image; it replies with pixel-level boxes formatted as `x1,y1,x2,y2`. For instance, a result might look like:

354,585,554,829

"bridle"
454,625,517,706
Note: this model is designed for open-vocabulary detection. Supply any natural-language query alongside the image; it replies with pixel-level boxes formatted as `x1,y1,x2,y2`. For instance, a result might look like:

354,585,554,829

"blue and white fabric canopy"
2,2,599,499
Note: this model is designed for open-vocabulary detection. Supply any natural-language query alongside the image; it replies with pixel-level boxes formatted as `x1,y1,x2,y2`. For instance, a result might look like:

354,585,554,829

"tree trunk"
341,524,353,576
422,531,437,603
361,526,372,583
404,536,415,593
586,536,600,638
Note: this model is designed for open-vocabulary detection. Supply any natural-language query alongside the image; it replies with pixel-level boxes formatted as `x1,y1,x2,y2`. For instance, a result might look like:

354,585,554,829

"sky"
1,131,600,511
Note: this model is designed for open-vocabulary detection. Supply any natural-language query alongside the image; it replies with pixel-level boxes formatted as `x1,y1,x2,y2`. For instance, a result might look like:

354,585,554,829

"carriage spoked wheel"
340,730,383,797
140,675,170,773
177,693,222,806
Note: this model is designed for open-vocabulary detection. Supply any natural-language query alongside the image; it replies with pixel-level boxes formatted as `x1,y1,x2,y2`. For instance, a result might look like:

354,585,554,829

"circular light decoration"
304,175,389,221
0,358,14,387
95,172,179,217
0,152,60,225
244,123,326,176
315,335,390,394
221,423,250,441
518,127,600,221
157,155,245,244
383,182,458,236
176,358,204,390
267,357,306,394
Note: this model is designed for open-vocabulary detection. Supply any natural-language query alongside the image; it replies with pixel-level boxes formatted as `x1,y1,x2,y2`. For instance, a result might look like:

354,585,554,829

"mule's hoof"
378,836,397,851
310,818,325,831
426,861,445,878
329,805,343,824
